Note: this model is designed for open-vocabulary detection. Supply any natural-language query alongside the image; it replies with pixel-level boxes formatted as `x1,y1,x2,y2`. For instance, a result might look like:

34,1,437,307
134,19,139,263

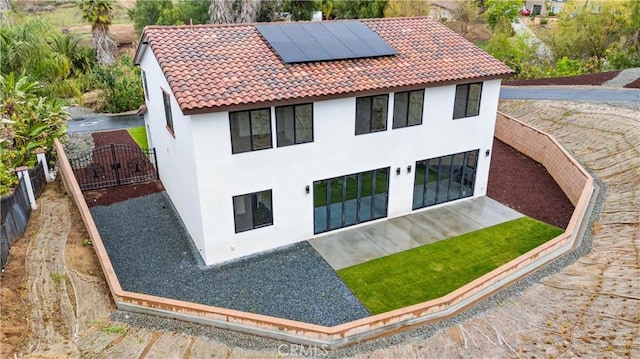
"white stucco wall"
186,79,501,265
139,50,206,257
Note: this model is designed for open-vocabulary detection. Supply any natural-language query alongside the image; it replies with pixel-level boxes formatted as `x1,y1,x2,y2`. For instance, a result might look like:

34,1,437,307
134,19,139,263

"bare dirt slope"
1,100,638,358
1,180,114,358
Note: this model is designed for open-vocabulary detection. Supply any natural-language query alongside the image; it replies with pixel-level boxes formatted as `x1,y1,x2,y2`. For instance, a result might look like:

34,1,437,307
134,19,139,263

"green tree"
257,0,282,22
550,0,632,71
92,55,144,113
487,31,538,77
0,18,50,76
483,0,523,34
321,0,334,20
332,0,387,19
128,0,174,33
449,0,480,36
0,19,89,100
79,0,116,65
49,33,96,77
283,0,319,21
129,0,211,33
383,0,429,18
176,0,210,24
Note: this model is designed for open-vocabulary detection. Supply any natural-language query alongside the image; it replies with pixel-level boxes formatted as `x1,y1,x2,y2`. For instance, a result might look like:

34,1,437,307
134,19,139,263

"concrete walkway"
512,19,552,59
310,196,523,270
602,67,640,88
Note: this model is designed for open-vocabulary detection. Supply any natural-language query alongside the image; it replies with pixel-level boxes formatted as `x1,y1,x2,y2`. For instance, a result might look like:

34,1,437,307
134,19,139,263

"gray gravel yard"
90,192,370,326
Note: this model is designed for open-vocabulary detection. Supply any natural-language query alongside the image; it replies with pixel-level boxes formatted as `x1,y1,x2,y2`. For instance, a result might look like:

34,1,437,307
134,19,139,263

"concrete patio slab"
309,196,524,270
451,195,524,228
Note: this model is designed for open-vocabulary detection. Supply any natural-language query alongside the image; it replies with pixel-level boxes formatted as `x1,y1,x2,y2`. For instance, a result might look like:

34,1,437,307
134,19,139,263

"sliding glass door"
413,150,478,210
314,167,390,234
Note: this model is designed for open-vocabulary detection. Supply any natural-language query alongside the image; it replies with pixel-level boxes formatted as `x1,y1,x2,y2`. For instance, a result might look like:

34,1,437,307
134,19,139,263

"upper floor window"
162,89,174,135
276,103,313,147
233,189,273,233
393,89,424,129
141,70,149,100
355,95,388,135
453,83,482,119
229,108,272,154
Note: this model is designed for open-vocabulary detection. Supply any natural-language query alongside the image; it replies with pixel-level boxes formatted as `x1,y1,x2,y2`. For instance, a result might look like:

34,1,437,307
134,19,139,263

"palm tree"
79,0,115,65
1,20,84,101
0,18,50,76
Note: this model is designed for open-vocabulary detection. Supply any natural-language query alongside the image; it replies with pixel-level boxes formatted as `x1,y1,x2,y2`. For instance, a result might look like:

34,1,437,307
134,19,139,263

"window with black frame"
233,190,273,232
453,83,482,119
229,108,272,154
412,150,478,210
162,90,174,135
313,167,390,234
355,95,388,135
393,89,424,129
276,103,313,146
142,70,149,99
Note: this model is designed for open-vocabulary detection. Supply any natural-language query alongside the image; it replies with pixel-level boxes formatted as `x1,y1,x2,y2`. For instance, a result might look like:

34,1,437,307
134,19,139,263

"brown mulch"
503,70,621,86
488,139,574,229
623,77,640,89
91,129,137,148
83,130,164,207
84,181,165,207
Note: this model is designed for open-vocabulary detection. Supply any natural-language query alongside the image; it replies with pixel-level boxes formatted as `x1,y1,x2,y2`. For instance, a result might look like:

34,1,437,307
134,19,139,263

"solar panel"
255,21,397,64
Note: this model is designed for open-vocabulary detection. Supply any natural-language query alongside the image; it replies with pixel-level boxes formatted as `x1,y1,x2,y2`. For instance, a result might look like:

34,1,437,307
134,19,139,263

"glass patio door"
413,150,479,210
313,167,389,234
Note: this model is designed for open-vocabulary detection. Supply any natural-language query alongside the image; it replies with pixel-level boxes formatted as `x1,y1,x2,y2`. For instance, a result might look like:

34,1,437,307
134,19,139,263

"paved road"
500,86,640,110
66,113,144,133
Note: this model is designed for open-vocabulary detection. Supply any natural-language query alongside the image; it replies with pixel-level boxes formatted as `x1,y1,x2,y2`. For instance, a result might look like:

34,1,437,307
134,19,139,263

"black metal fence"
30,161,46,198
1,161,48,269
69,144,158,191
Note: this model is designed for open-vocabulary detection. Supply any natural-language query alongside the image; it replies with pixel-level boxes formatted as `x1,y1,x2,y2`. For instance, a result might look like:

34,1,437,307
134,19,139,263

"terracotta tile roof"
136,17,513,114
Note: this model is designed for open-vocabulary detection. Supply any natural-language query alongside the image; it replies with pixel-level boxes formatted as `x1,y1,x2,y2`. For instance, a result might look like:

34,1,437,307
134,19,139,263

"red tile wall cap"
134,17,514,115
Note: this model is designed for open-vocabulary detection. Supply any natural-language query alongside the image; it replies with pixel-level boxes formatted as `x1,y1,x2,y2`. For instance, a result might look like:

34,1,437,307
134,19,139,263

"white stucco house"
133,17,513,265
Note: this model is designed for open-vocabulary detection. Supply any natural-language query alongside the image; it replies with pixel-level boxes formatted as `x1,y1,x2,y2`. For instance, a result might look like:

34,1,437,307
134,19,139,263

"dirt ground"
0,179,112,358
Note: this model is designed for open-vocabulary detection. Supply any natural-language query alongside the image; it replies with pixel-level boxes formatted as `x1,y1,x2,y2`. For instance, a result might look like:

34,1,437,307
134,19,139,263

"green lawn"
337,217,564,315
127,126,148,149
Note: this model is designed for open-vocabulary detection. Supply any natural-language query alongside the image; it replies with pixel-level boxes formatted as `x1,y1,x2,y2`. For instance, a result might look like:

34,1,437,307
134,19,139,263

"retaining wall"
494,112,589,205
53,110,597,348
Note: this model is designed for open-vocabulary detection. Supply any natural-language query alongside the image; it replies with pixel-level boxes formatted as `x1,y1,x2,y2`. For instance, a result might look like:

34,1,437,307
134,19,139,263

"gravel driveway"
90,192,370,326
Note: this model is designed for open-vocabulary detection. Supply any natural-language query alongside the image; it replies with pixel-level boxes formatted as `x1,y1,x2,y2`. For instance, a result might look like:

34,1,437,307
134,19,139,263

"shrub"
607,49,640,69
92,55,144,113
554,56,583,76
540,18,548,25
0,73,68,195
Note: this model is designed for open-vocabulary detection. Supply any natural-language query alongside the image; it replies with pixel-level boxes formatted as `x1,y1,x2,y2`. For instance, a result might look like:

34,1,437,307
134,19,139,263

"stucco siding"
188,79,501,264
139,50,206,256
